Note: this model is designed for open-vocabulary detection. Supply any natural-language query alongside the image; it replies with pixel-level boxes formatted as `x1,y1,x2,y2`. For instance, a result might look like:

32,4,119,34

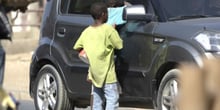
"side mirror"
123,5,155,22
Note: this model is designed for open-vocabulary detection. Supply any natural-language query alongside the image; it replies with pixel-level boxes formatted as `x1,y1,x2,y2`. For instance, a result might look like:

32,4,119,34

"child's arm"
73,33,84,51
73,39,83,51
109,30,123,50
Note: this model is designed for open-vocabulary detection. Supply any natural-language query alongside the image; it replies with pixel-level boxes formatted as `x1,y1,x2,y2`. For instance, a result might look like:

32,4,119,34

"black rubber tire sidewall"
156,69,180,110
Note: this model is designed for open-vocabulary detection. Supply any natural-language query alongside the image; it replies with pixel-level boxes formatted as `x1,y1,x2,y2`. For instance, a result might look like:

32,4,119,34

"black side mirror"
123,5,155,22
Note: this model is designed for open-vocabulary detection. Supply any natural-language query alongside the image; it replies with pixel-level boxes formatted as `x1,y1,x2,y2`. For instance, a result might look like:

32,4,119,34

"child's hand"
86,75,92,83
124,1,132,6
87,79,92,83
112,23,116,28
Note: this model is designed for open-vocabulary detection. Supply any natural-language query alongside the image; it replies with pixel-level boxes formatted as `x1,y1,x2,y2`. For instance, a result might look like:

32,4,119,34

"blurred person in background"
179,58,220,110
0,4,12,85
0,4,18,110
0,86,18,110
0,1,37,109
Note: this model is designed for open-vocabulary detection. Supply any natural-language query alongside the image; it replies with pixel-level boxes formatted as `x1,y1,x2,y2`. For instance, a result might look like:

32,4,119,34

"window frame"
59,0,104,15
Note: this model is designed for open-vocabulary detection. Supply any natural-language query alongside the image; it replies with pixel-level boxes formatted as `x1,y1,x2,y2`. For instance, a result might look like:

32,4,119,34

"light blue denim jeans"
92,82,119,110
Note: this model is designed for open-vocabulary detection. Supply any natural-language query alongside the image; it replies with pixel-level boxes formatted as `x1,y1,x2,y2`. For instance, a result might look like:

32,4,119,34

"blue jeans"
92,83,119,110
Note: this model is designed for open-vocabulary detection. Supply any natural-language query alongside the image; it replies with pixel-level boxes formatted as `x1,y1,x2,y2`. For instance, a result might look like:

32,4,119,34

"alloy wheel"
37,73,57,110
161,78,178,110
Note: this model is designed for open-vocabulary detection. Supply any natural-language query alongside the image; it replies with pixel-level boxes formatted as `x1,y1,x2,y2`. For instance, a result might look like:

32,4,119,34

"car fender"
29,37,71,97
150,40,204,106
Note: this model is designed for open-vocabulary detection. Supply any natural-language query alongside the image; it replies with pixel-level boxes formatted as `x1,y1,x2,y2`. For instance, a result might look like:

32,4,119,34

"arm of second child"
124,1,132,6
109,30,123,50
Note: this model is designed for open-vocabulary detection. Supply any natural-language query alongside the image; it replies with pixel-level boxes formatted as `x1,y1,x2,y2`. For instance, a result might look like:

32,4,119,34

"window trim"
59,0,104,15
58,0,71,15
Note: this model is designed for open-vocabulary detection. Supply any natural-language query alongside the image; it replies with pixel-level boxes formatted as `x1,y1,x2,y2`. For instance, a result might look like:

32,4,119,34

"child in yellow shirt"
73,2,123,110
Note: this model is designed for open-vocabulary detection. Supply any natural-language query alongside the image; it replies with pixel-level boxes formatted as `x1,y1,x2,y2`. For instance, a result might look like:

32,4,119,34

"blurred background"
1,1,44,109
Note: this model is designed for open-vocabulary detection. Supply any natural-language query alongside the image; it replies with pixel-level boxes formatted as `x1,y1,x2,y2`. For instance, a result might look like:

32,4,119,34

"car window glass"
60,0,147,14
60,0,103,14
146,1,155,14
126,0,145,5
60,0,70,13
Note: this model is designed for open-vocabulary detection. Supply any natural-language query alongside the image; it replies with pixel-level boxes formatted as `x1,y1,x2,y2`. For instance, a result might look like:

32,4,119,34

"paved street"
18,100,149,110
19,100,35,110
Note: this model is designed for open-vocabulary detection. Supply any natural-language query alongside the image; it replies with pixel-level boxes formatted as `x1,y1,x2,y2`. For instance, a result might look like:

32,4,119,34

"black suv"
29,0,220,110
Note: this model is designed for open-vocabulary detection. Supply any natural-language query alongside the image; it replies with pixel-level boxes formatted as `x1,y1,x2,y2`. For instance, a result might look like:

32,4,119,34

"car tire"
157,69,180,110
34,64,74,110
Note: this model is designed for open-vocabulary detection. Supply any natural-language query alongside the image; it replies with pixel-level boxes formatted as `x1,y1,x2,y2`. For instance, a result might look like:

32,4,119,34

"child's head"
90,2,108,22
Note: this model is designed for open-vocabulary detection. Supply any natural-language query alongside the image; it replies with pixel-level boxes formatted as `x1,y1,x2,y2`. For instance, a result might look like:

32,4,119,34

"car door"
116,1,164,99
117,22,154,98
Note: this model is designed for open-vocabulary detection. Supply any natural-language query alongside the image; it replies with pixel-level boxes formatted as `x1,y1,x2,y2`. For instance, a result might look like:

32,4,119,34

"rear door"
52,0,101,95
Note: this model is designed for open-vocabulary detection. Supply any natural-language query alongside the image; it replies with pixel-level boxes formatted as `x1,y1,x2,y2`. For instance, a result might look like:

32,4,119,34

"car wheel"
34,64,74,110
157,69,180,110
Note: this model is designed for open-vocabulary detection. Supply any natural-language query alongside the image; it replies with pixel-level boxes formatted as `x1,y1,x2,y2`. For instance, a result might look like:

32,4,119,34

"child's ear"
102,12,107,17
101,12,105,16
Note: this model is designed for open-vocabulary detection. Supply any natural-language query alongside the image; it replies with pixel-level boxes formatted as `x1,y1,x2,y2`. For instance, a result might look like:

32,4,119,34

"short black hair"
90,2,107,20
105,0,124,7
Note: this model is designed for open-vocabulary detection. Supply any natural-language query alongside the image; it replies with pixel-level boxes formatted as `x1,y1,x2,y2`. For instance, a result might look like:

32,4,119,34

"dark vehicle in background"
29,0,220,110
0,0,37,85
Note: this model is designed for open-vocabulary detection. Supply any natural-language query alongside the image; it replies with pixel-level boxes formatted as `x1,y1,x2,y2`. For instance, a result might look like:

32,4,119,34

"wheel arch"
30,58,56,97
154,40,204,90
29,57,68,98
151,40,203,107
155,62,178,91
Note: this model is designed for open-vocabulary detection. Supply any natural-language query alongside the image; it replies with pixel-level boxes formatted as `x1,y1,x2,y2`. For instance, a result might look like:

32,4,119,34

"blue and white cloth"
107,6,126,25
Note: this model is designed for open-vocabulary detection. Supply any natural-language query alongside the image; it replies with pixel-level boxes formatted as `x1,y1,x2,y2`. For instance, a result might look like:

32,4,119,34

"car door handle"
57,27,66,37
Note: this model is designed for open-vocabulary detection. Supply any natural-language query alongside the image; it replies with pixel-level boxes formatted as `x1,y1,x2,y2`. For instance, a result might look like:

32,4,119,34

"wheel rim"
37,73,57,110
161,78,178,110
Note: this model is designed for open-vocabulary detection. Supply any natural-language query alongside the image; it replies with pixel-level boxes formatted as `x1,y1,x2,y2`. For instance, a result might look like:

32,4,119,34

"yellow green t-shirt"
73,24,123,88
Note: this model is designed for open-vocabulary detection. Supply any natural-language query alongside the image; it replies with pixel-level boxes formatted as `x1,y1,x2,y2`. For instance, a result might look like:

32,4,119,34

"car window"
60,0,103,14
60,0,147,14
126,0,145,5
60,0,70,13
